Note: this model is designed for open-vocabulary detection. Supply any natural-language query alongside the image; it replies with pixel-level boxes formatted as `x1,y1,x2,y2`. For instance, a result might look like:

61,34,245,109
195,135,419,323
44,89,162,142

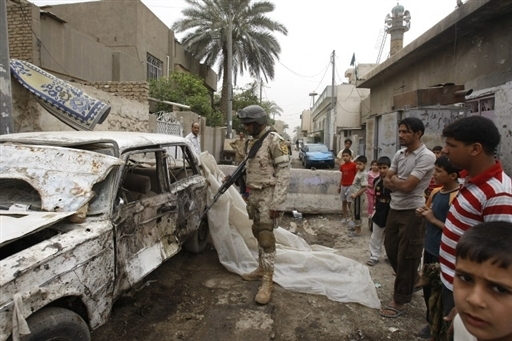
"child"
348,155,368,237
337,149,357,225
416,155,461,339
425,145,444,198
453,221,512,341
366,156,391,266
366,160,380,231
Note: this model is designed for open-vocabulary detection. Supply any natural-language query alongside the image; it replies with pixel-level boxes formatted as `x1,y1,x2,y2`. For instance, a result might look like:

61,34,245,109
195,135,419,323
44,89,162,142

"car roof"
0,131,189,155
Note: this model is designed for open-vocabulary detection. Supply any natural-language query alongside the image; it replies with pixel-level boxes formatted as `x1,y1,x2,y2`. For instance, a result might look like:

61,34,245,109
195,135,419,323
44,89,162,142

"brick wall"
7,0,34,63
82,81,149,103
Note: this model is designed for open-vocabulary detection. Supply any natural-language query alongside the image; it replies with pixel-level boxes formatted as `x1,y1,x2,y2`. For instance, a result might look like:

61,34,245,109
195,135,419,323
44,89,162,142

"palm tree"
172,0,287,119
261,100,283,121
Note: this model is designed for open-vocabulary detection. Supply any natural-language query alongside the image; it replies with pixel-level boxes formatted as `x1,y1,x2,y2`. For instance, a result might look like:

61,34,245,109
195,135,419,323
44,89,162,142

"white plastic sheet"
200,153,381,309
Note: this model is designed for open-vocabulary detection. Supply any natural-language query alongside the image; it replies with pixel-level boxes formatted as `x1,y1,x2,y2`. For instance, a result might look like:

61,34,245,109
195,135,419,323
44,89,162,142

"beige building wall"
8,0,217,90
39,13,113,82
300,109,311,135
359,0,512,172
335,84,369,130
7,1,38,64
359,1,511,115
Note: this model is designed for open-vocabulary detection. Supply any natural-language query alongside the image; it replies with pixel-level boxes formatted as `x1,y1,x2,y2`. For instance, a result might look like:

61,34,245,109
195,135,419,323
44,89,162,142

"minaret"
385,3,411,56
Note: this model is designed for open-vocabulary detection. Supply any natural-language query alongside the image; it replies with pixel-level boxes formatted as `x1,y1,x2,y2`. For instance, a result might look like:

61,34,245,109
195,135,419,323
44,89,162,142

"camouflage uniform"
242,126,290,304
229,137,247,165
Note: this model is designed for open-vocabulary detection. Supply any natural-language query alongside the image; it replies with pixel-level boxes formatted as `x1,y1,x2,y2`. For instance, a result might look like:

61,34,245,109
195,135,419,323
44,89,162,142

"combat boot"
255,271,273,304
241,248,264,281
254,251,275,305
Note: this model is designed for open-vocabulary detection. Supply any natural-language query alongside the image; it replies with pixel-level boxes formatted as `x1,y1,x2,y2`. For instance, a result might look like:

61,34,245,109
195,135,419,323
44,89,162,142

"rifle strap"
247,130,272,159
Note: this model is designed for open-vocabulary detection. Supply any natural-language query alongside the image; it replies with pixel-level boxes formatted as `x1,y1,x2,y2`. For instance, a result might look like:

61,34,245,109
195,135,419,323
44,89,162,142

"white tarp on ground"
200,153,381,310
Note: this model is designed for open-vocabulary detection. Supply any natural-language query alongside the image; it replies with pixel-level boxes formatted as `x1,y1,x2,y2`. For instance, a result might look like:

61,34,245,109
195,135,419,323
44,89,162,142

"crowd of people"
336,116,512,341
209,107,511,341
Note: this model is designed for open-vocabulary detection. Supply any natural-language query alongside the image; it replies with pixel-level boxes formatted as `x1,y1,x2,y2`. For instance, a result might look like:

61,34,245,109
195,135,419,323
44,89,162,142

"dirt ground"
91,210,430,341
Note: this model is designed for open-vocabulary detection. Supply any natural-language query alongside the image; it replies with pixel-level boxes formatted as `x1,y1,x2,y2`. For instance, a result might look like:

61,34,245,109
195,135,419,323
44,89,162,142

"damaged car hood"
0,143,123,245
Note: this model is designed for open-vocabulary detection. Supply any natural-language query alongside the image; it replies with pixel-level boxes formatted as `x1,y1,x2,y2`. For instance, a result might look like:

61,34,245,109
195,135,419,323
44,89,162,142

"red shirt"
439,161,512,290
340,161,357,186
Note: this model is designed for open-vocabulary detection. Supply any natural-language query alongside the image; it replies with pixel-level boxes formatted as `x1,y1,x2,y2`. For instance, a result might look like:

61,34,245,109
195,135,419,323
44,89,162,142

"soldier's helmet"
237,105,268,125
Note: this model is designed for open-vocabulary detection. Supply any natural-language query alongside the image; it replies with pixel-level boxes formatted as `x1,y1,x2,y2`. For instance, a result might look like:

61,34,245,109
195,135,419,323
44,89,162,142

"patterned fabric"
10,59,111,131
372,176,391,227
440,161,512,290
423,262,448,341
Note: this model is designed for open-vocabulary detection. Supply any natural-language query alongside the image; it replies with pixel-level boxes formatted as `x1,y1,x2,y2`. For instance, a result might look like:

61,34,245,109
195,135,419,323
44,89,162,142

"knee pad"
256,229,276,253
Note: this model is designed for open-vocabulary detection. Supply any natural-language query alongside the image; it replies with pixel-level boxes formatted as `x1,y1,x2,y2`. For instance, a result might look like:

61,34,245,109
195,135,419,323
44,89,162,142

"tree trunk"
220,55,229,123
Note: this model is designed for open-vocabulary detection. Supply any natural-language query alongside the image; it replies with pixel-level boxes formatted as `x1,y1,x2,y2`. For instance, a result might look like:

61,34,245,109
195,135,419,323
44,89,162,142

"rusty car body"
0,131,209,340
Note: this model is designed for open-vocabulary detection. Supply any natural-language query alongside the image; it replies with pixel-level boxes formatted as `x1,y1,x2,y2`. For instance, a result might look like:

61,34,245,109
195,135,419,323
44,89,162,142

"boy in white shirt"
452,221,512,341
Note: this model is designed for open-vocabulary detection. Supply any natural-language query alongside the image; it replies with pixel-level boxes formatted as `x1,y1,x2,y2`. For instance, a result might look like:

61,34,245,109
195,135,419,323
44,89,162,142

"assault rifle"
199,130,271,221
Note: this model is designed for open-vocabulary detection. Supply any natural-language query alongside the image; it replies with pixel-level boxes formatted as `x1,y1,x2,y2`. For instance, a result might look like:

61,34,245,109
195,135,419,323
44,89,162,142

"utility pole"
226,9,233,138
327,50,335,150
259,79,262,103
0,0,14,135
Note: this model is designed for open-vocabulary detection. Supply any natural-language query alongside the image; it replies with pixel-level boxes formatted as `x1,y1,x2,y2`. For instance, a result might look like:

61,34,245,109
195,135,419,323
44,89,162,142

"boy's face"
378,164,389,177
355,161,366,172
454,258,512,341
442,137,472,169
344,141,352,149
433,166,457,186
433,150,442,158
342,153,351,163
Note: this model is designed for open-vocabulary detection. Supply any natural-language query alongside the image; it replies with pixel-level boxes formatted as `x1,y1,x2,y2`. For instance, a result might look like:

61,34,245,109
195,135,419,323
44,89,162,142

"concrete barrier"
218,165,362,214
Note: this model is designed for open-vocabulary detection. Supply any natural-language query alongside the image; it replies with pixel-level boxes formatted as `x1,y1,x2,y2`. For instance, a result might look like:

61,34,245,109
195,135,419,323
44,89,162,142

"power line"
277,59,330,79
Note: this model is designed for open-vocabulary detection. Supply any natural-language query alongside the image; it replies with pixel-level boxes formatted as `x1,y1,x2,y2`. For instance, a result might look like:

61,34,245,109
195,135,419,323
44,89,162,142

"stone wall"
7,0,34,63
82,81,149,103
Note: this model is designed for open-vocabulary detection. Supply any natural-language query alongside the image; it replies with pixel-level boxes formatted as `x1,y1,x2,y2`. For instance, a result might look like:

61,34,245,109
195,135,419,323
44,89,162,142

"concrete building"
6,0,216,91
6,0,225,159
302,64,375,155
359,0,512,173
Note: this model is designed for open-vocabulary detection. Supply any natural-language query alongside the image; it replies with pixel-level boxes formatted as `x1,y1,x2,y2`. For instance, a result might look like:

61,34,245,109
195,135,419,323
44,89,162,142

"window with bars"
466,95,495,120
147,53,163,80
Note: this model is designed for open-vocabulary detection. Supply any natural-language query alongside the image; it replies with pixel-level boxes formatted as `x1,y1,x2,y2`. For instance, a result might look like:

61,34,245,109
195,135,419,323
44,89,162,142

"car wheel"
16,307,90,341
304,159,311,169
183,218,209,253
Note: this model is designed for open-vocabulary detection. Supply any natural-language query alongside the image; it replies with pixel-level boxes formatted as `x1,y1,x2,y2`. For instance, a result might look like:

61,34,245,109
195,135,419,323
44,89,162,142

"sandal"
366,259,379,266
379,305,406,318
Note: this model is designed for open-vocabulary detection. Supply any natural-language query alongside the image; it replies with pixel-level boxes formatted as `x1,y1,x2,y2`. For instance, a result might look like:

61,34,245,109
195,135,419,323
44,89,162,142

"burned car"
0,131,209,340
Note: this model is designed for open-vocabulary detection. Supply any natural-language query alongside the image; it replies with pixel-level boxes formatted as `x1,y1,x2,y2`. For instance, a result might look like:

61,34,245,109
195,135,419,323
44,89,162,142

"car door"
165,144,208,250
113,148,179,296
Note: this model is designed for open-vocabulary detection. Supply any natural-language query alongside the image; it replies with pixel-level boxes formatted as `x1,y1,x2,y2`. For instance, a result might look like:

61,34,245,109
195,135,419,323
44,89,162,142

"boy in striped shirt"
438,116,512,338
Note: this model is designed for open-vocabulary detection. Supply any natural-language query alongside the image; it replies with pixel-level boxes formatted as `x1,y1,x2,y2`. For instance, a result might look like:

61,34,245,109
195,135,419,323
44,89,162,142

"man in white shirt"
185,122,201,155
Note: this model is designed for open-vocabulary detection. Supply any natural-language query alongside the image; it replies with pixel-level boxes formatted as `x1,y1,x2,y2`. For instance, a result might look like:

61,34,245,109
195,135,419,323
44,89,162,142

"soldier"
237,105,291,305
229,131,247,165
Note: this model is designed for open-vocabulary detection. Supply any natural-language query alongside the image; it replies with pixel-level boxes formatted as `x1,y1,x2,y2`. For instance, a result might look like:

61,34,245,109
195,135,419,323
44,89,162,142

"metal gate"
155,111,183,136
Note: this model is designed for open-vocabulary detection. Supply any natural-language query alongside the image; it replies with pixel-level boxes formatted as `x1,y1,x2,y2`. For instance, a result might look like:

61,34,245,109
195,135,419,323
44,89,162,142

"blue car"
301,143,335,169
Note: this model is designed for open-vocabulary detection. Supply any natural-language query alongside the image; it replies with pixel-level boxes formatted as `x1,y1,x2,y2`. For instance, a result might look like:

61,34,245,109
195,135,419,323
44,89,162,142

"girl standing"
366,160,379,231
